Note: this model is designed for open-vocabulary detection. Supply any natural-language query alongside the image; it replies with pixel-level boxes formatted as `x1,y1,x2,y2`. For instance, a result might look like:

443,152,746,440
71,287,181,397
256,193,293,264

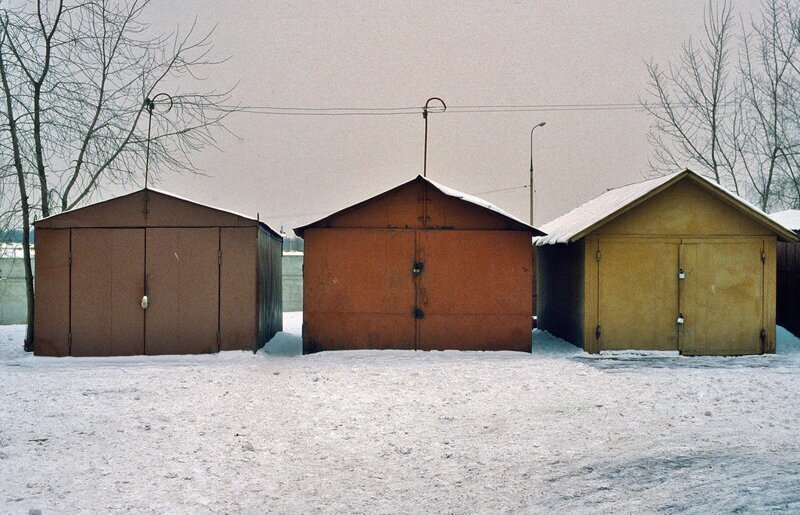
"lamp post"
529,121,546,225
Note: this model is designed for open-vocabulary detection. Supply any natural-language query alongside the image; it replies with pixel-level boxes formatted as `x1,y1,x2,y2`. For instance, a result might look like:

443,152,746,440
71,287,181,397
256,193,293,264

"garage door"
597,239,679,351
145,228,220,354
303,229,416,351
70,229,145,356
679,239,764,355
417,231,532,351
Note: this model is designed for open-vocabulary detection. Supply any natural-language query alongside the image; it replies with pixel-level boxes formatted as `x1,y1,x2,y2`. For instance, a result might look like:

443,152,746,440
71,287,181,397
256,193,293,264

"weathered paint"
537,174,786,356
33,190,281,356
298,177,539,353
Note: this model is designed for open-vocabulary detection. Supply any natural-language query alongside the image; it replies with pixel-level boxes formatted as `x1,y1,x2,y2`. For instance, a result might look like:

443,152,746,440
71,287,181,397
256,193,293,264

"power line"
205,101,655,117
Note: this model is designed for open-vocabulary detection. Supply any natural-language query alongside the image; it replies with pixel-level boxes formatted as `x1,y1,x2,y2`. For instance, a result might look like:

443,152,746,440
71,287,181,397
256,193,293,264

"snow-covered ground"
2,315,800,513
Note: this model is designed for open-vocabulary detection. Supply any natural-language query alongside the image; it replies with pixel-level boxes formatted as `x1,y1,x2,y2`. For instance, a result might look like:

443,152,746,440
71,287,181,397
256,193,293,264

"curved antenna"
143,93,174,189
422,97,446,177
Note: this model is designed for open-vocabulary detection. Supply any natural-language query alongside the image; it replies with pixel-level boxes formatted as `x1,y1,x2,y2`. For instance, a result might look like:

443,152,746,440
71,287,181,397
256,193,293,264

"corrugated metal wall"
257,226,283,348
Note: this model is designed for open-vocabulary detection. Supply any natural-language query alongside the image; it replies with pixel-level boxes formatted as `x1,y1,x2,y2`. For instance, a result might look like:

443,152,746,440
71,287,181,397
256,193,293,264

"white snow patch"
1,318,800,512
536,170,794,245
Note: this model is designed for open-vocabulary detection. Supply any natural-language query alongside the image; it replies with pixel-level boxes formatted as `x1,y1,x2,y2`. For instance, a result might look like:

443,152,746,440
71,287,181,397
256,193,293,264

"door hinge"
68,331,72,345
68,250,72,266
412,261,424,276
413,308,425,319
760,250,766,263
218,249,222,266
595,325,601,340
760,328,766,345
596,250,601,262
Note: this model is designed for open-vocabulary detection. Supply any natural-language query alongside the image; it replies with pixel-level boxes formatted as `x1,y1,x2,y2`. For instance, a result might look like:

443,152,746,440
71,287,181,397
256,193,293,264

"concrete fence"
282,252,303,312
0,254,32,325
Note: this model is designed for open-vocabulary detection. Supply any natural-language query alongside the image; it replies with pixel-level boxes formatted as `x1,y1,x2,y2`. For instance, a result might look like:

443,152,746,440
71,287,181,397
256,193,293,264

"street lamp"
529,121,546,225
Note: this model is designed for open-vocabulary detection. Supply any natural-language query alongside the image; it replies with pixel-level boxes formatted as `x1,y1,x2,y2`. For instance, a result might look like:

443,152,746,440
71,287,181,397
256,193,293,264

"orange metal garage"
33,189,282,356
294,175,543,353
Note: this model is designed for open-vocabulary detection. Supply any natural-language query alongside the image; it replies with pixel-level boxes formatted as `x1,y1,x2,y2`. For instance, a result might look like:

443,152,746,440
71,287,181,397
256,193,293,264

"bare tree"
642,0,800,211
0,0,236,351
642,1,741,193
738,0,800,210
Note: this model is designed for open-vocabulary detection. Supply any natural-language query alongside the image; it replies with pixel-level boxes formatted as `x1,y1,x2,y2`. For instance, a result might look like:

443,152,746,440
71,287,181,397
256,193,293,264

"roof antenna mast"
422,97,446,178
143,93,174,190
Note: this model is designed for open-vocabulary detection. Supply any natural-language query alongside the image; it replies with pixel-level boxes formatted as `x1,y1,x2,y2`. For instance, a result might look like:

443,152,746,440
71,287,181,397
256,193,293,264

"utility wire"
202,101,671,116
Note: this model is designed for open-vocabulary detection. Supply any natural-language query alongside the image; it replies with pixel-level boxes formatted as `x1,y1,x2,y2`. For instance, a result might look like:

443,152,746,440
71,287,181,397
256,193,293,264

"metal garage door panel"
33,229,71,356
146,228,219,354
598,239,679,351
417,231,532,351
303,229,415,350
71,229,145,356
680,240,763,355
220,227,257,350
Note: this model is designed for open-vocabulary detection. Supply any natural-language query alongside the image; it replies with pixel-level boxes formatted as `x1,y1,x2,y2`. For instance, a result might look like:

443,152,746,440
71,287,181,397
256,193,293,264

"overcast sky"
141,0,760,233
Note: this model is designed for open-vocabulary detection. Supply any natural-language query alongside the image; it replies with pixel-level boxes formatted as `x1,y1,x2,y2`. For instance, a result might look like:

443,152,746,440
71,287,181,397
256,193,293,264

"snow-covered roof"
423,177,534,229
771,210,800,232
295,175,542,237
535,169,798,245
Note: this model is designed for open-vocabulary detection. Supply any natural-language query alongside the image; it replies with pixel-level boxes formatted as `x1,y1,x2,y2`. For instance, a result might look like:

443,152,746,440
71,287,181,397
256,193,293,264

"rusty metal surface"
145,228,219,355
220,227,257,350
302,223,532,352
417,230,532,351
303,228,416,352
297,180,533,235
33,229,71,356
70,229,145,356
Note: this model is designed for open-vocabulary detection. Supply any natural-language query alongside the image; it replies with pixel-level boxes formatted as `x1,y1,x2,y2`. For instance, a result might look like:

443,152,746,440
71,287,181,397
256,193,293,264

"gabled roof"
535,169,799,245
35,188,282,238
294,175,543,237
770,209,800,232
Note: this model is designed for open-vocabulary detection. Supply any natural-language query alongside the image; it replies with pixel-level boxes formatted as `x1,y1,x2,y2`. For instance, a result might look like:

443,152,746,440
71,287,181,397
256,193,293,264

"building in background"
33,189,282,357
771,210,800,338
296,175,542,353
536,170,798,355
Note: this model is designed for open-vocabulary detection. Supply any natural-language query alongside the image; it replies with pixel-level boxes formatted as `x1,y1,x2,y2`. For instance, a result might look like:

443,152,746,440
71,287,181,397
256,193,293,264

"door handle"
141,295,149,310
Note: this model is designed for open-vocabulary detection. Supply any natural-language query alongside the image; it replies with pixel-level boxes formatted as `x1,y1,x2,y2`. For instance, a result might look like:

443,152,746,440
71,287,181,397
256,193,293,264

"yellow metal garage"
535,170,799,355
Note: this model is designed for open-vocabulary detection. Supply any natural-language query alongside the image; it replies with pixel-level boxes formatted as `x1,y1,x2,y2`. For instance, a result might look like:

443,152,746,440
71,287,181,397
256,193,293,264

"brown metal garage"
294,175,543,353
33,189,282,356
535,170,799,355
